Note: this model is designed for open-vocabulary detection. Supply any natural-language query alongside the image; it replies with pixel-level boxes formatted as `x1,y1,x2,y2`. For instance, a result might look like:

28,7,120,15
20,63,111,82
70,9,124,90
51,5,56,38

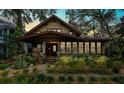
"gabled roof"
25,15,81,36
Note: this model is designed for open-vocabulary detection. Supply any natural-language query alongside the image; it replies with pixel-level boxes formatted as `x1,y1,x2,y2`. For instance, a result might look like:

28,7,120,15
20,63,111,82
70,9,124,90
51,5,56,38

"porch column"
77,42,79,53
95,42,97,54
65,42,67,54
83,42,85,53
71,42,73,54
89,42,91,54
42,42,46,57
57,42,61,57
101,42,105,54
24,43,28,53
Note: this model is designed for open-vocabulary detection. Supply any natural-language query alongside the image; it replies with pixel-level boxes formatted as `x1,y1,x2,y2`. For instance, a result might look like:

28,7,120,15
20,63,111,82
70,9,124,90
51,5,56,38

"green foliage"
0,64,9,70
24,55,36,65
1,70,10,77
112,61,122,73
106,38,124,62
92,68,113,75
32,67,38,73
35,73,46,83
55,56,86,68
77,76,85,82
100,77,108,83
15,55,28,69
5,26,24,58
15,73,29,83
0,78,14,84
96,56,108,67
23,68,29,74
89,76,97,82
15,54,36,69
46,75,55,83
112,75,124,84
67,75,74,82
58,75,66,82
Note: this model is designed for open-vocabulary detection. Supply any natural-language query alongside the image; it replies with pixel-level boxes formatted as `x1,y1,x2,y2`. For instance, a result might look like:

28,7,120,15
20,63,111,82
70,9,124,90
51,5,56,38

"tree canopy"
66,9,117,38
0,9,56,32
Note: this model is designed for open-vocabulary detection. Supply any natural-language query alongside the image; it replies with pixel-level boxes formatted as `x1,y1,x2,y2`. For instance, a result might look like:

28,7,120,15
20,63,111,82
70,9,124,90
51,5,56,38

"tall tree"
66,9,116,38
0,9,56,32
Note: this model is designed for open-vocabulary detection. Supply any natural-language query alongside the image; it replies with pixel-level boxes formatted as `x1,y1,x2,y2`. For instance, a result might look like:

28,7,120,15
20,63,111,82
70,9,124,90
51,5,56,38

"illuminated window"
53,45,56,52
73,42,77,53
57,29,62,32
97,42,101,53
61,42,65,53
85,42,89,53
69,31,72,35
79,42,83,53
91,42,95,53
47,28,62,32
37,44,41,49
66,42,71,53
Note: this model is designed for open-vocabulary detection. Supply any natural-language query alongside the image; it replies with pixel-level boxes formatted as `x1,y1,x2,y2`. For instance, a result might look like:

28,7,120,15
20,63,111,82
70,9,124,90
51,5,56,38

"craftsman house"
19,15,109,58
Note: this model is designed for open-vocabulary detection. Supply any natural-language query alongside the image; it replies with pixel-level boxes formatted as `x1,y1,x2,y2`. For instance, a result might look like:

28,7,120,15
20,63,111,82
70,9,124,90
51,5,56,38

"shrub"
105,38,124,62
67,75,74,82
106,58,114,68
35,73,46,83
92,68,113,75
100,77,109,84
77,76,85,82
89,76,97,82
55,56,72,66
0,64,9,70
46,75,55,83
32,67,38,73
112,61,122,73
112,75,124,84
58,75,66,82
15,55,28,69
96,56,108,67
0,78,13,84
22,68,29,74
15,73,29,83
24,55,36,65
15,54,36,69
1,70,10,77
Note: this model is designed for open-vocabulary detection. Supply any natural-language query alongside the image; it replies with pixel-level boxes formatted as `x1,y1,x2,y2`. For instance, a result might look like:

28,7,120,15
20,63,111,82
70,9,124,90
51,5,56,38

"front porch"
19,31,109,59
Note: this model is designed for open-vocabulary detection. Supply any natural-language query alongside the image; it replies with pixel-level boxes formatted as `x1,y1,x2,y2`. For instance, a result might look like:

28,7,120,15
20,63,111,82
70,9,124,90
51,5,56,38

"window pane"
85,42,89,53
69,31,72,35
66,42,71,53
97,42,101,53
61,42,65,53
37,44,41,50
53,45,56,52
91,42,95,53
0,29,3,35
79,42,83,53
73,42,77,53
0,45,3,53
57,29,62,32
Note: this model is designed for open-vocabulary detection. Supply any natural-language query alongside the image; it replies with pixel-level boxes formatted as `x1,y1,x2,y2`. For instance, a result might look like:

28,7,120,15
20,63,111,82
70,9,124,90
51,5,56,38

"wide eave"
18,31,110,43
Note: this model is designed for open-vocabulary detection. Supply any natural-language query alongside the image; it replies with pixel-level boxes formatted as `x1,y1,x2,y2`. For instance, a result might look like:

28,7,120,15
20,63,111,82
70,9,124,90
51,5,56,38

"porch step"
43,57,57,64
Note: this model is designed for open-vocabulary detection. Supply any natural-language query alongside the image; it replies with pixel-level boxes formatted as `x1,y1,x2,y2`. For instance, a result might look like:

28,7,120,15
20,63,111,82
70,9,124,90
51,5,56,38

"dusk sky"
25,9,124,31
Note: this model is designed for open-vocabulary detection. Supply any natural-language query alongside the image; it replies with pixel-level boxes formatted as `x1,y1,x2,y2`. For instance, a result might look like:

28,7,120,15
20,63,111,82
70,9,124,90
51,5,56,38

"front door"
46,43,58,57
